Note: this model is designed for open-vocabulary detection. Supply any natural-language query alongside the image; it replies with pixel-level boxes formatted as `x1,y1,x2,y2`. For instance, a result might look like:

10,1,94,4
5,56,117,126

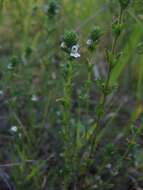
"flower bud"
112,21,123,37
43,0,59,17
63,30,78,48
25,46,33,57
87,26,102,51
49,0,59,16
10,55,19,67
90,26,102,43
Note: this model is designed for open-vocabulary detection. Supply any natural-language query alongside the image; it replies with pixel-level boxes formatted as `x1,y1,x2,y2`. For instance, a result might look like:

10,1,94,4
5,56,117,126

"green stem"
88,7,125,164
99,7,124,119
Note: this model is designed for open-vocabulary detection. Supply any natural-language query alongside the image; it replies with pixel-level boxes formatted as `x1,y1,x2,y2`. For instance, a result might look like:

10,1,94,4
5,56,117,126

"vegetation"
0,0,143,189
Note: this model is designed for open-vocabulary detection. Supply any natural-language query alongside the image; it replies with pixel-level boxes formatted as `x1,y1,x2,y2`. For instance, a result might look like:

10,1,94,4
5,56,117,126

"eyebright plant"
59,2,132,188
1,0,141,189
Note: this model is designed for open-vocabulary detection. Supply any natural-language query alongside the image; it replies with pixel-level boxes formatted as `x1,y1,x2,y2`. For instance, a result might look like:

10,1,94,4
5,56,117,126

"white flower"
0,90,4,96
31,94,38,102
70,52,80,58
18,133,22,138
71,44,79,53
60,41,66,49
10,126,22,138
105,163,112,169
86,39,93,46
10,126,18,132
70,44,80,58
7,63,13,70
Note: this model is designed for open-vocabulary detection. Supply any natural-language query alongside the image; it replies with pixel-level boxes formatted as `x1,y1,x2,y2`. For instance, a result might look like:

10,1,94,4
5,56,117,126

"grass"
0,0,143,189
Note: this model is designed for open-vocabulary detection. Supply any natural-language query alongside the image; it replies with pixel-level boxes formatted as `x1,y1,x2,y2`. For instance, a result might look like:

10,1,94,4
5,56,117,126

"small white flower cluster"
31,94,38,102
70,44,80,58
86,39,93,46
10,126,22,138
105,163,112,169
61,42,80,59
60,42,66,49
11,126,18,132
0,90,4,96
7,63,13,70
86,38,95,50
